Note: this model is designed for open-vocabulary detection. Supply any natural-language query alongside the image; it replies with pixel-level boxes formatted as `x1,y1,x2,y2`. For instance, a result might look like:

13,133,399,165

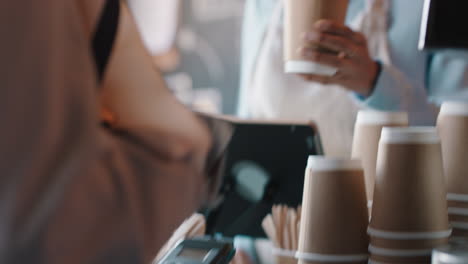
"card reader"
158,237,235,264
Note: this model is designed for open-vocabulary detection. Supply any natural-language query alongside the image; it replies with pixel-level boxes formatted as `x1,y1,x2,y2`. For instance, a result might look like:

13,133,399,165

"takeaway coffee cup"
447,200,468,235
438,102,468,239
351,111,408,207
438,102,468,208
369,253,431,264
284,0,349,75
297,156,368,264
273,248,297,264
449,211,468,238
369,127,451,261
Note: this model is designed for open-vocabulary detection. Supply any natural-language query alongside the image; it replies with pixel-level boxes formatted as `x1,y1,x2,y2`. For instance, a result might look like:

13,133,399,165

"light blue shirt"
238,0,468,125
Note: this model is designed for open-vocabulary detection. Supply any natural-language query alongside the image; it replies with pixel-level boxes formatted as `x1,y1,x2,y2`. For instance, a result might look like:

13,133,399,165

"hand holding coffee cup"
284,0,379,96
298,20,379,96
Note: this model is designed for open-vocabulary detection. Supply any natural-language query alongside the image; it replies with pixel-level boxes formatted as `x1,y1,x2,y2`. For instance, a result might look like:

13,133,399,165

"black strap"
92,0,120,82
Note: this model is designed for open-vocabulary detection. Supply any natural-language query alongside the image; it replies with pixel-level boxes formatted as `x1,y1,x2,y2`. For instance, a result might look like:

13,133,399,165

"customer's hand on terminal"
298,19,380,96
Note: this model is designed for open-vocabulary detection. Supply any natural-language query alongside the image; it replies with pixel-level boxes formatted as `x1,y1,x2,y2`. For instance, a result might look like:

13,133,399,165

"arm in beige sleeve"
0,0,215,263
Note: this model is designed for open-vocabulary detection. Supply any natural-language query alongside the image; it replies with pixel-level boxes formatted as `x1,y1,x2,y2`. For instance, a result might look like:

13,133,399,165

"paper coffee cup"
438,102,468,197
452,228,468,238
370,127,449,233
369,256,431,263
370,236,449,250
448,197,468,209
297,156,368,264
450,210,468,238
448,197,468,237
369,244,433,263
451,222,468,231
369,252,431,264
284,0,349,75
449,212,468,223
273,248,297,264
351,111,408,205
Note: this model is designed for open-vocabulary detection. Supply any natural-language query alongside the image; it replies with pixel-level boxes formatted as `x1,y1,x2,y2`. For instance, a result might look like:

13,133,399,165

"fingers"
299,73,331,84
299,47,351,69
301,20,366,59
315,20,366,45
298,71,349,86
303,31,359,57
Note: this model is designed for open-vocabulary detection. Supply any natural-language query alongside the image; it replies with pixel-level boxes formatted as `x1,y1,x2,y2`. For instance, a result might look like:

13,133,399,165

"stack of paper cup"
437,102,468,238
369,127,451,263
351,111,408,215
297,156,369,264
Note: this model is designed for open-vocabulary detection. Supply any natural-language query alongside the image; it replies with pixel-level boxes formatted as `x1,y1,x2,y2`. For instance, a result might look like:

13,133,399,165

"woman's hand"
298,20,379,96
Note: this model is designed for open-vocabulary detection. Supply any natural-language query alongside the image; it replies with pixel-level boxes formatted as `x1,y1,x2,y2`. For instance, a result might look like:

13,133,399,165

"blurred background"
128,0,245,114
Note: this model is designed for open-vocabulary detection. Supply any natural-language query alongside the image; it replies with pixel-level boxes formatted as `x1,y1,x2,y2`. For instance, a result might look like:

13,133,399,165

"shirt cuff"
360,63,406,111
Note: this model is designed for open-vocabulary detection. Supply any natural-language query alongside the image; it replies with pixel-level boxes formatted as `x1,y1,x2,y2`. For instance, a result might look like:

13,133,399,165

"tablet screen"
205,121,323,237
419,0,468,50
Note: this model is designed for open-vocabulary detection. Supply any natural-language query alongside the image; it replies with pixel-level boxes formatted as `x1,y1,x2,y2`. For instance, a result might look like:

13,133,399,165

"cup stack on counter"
262,205,301,264
351,111,409,216
263,104,468,263
437,102,468,238
296,156,369,264
367,127,451,263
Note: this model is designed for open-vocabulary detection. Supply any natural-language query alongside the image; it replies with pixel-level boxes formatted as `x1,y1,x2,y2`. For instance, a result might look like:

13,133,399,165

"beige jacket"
0,0,220,263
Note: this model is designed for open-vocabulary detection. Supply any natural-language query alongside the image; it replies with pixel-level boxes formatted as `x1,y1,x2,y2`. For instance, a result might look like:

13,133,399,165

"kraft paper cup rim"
285,60,337,76
295,251,368,262
367,227,452,240
451,222,468,230
272,247,296,258
447,193,468,202
449,207,468,216
379,126,439,144
356,110,408,125
440,101,468,116
452,236,468,240
368,245,433,257
307,156,362,171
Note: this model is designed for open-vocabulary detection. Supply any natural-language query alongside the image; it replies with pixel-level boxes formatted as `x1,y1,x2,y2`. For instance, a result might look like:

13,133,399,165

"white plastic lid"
380,127,440,144
285,60,337,76
356,110,408,125
307,156,362,171
440,101,468,116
